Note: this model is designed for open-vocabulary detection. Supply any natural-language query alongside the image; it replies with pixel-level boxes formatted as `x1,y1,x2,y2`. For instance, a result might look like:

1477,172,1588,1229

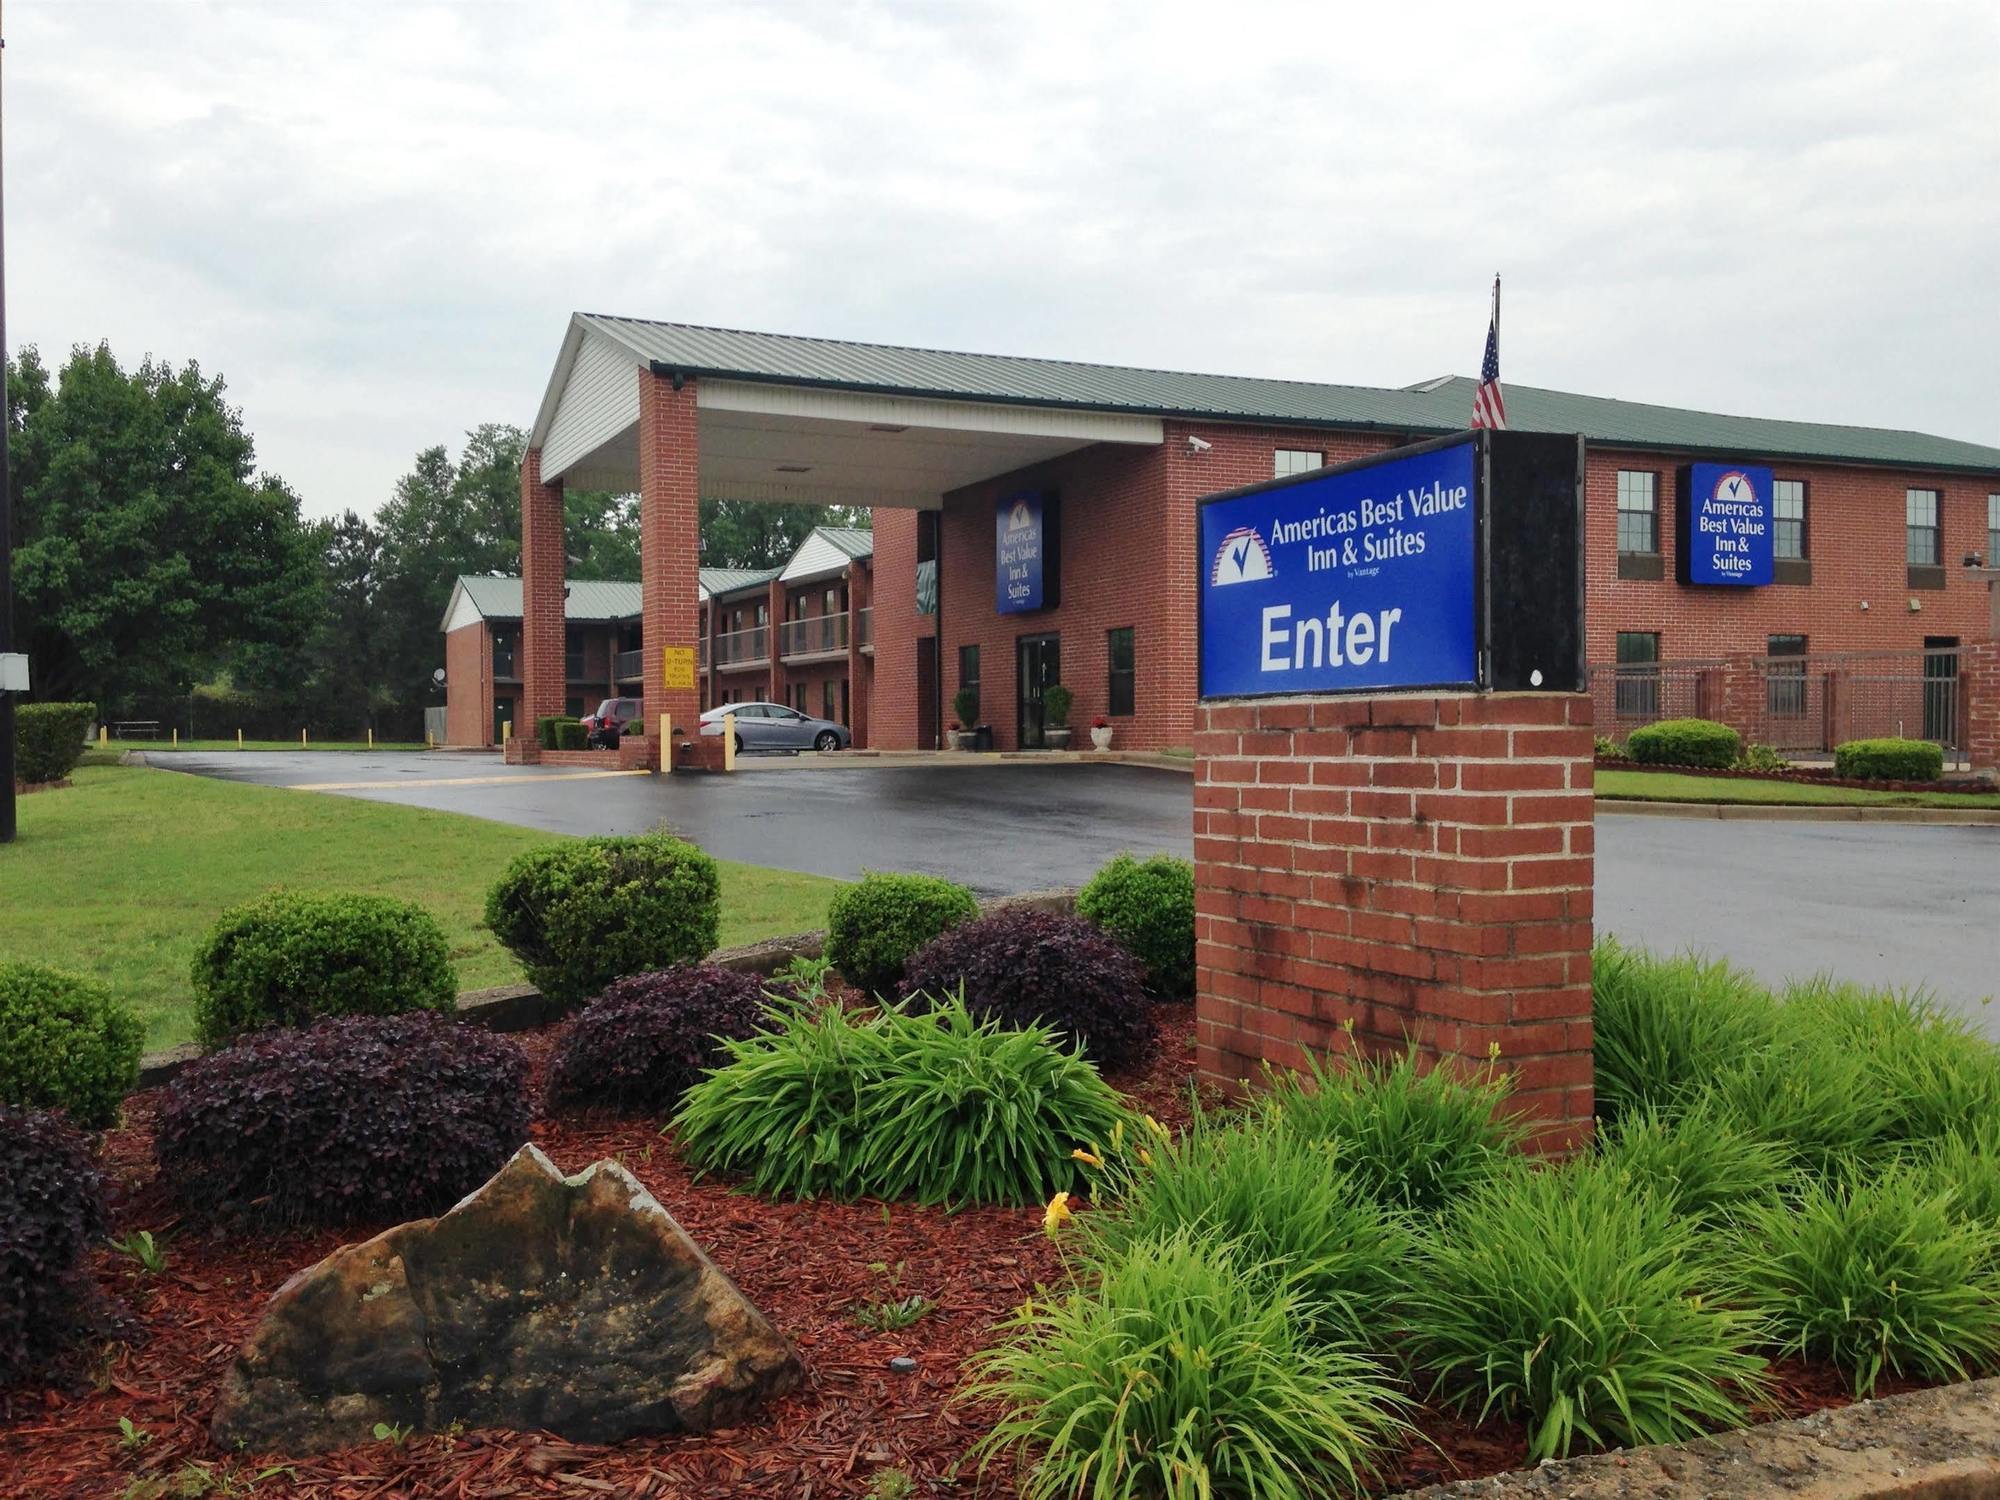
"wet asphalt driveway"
162,750,1999,1030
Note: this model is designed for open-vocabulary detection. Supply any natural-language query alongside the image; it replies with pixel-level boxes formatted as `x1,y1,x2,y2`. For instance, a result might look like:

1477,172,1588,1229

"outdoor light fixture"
1186,435,1212,453
1965,552,1986,568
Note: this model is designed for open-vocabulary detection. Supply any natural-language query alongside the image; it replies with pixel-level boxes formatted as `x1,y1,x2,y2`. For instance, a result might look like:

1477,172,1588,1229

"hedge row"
13,702,96,785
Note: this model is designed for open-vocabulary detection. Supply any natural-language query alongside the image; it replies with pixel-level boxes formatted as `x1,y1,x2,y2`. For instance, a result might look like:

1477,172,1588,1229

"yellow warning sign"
661,647,696,690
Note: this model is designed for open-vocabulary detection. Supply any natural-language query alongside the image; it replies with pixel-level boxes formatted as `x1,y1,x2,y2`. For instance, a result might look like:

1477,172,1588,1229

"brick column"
847,564,871,747
767,577,788,705
520,448,566,732
1965,640,1999,779
638,370,703,770
1194,691,1595,1154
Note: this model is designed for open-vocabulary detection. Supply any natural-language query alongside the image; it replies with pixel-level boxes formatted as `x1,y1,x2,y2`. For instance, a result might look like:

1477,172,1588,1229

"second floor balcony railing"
613,648,644,680
715,625,770,668
780,614,848,659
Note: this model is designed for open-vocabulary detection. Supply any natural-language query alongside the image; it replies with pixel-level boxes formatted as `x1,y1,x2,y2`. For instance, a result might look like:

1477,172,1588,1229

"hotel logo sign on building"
1678,462,1774,586
996,490,1059,614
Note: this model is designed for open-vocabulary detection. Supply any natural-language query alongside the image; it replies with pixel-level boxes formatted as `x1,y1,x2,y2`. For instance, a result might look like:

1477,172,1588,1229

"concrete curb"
133,887,1082,1090
734,749,1195,773
1389,1375,2000,1498
1597,798,2000,826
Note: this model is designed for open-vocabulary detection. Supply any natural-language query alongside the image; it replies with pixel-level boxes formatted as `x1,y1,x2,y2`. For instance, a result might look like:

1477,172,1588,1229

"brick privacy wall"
1585,449,1994,660
1968,641,2000,774
443,623,491,746
848,563,871,747
638,369,704,767
519,450,566,727
1194,691,1596,1153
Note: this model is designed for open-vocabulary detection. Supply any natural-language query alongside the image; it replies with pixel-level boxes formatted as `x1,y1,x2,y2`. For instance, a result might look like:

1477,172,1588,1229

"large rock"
211,1145,801,1453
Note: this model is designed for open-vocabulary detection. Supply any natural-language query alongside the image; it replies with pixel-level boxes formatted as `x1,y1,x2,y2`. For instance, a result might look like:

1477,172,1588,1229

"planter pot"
1045,728,1073,750
1090,726,1113,751
946,728,964,751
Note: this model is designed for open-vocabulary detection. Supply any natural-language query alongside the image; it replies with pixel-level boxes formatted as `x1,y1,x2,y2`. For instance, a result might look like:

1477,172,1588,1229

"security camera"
1186,435,1212,453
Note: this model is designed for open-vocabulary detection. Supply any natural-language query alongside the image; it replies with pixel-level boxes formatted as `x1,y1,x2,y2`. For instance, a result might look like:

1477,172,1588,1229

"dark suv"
582,697,643,749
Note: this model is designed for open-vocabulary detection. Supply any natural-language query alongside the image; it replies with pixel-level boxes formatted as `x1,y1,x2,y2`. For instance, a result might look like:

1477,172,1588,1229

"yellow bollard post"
722,711,736,773
660,714,672,774
172,727,178,749
301,728,308,748
98,725,108,747
502,719,511,746
237,728,244,750
368,726,374,750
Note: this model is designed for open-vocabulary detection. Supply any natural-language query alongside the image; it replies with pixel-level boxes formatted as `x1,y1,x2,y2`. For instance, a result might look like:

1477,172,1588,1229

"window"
564,627,585,681
1772,480,1807,560
794,684,808,712
1988,494,1999,566
491,629,518,679
823,680,836,721
1614,631,1659,719
1767,635,1808,717
1274,449,1323,478
1907,489,1940,566
1107,627,1136,717
959,643,980,695
1616,472,1658,555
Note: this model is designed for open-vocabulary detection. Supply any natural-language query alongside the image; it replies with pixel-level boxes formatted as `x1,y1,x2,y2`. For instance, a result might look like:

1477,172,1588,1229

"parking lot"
167,751,1999,1030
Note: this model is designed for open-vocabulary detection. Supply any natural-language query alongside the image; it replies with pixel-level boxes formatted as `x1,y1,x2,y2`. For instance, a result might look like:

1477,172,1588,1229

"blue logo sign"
1683,462,1773,586
997,491,1046,613
1200,439,1479,698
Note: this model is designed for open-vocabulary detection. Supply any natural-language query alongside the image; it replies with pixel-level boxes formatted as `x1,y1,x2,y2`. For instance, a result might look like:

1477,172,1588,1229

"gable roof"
439,576,643,632
550,313,2000,475
699,565,782,601
779,526,874,585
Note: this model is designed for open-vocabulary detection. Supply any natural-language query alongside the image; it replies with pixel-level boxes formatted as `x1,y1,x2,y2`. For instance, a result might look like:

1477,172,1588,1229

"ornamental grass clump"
1597,1100,1793,1223
1403,1158,1767,1462
1701,1024,1902,1177
968,1230,1411,1500
0,960,144,1128
899,907,1156,1073
1075,852,1197,1000
671,991,1129,1208
1084,1114,1411,1351
544,963,785,1116
1590,939,1779,1124
1738,1162,2000,1395
1251,1048,1524,1214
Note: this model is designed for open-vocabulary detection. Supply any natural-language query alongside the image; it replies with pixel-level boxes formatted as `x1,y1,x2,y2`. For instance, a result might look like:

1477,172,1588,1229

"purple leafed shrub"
899,908,1156,1072
154,1013,530,1229
0,1106,109,1387
545,964,787,1116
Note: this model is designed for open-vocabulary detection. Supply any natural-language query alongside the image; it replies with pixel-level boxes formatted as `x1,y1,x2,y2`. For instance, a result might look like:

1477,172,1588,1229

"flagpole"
1493,273,1501,342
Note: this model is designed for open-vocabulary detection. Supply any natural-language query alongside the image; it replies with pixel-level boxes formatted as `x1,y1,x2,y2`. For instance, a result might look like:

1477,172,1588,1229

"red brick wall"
1585,450,1994,661
1193,691,1596,1153
520,451,566,726
870,508,932,749
444,623,491,746
638,370,703,766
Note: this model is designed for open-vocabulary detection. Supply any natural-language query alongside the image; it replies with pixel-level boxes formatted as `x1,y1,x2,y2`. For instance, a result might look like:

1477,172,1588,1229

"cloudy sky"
7,1,1997,519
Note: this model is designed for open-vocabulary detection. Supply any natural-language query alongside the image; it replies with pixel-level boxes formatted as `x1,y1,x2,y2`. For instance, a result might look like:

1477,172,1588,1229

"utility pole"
0,0,15,845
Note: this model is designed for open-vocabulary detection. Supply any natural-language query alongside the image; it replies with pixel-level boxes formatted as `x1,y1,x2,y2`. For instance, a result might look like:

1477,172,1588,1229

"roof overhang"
530,317,1163,505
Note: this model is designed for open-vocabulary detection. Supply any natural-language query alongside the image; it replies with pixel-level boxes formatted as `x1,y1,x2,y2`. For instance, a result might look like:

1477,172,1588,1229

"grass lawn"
1596,767,2000,809
0,763,844,1049
107,738,430,752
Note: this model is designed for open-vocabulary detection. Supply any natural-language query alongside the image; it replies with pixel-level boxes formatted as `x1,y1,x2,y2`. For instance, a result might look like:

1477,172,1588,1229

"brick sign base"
1193,691,1595,1152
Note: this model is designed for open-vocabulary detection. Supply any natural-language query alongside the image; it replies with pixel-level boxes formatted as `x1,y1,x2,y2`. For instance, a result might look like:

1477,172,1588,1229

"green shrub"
1251,1049,1524,1214
672,992,1129,1207
13,701,96,785
1076,852,1196,1000
1835,737,1944,782
1626,717,1741,769
1701,1029,1900,1177
1086,1115,1411,1350
823,871,978,997
1925,1121,2000,1236
553,719,589,751
1597,1100,1792,1222
969,1230,1410,1500
0,962,143,1128
1591,940,1779,1124
1735,742,1790,772
1592,734,1628,761
1042,682,1073,729
1404,1159,1766,1461
1738,1163,2000,1395
952,687,979,730
190,890,458,1046
535,714,581,750
485,834,720,1006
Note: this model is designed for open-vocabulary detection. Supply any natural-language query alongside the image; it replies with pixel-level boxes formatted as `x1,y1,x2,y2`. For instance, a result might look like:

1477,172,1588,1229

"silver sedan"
699,702,852,753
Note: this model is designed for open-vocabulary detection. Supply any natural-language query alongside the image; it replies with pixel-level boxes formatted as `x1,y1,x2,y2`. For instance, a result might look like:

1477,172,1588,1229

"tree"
699,499,869,570
5,344,323,709
566,489,641,580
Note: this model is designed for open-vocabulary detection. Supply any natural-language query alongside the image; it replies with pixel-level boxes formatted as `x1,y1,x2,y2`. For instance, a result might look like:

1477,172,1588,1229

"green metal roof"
451,576,641,623
814,526,874,561
577,314,2000,475
699,565,781,598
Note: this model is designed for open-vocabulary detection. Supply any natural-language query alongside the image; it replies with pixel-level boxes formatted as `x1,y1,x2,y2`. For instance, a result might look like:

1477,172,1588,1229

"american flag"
1471,276,1507,430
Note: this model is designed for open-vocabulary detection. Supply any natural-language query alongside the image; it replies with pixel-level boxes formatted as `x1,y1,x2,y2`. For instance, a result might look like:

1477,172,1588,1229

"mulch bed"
0,1004,1936,1499
1594,758,1992,794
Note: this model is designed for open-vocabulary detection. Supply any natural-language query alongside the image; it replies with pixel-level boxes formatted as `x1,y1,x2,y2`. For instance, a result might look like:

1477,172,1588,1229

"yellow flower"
1043,1191,1074,1239
1072,1148,1104,1169
1137,1148,1154,1169
1111,1120,1126,1152
1487,1041,1503,1060
1144,1114,1170,1139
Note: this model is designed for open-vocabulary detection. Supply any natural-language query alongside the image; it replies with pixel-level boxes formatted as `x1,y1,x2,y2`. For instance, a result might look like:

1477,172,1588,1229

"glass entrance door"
1017,634,1060,748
